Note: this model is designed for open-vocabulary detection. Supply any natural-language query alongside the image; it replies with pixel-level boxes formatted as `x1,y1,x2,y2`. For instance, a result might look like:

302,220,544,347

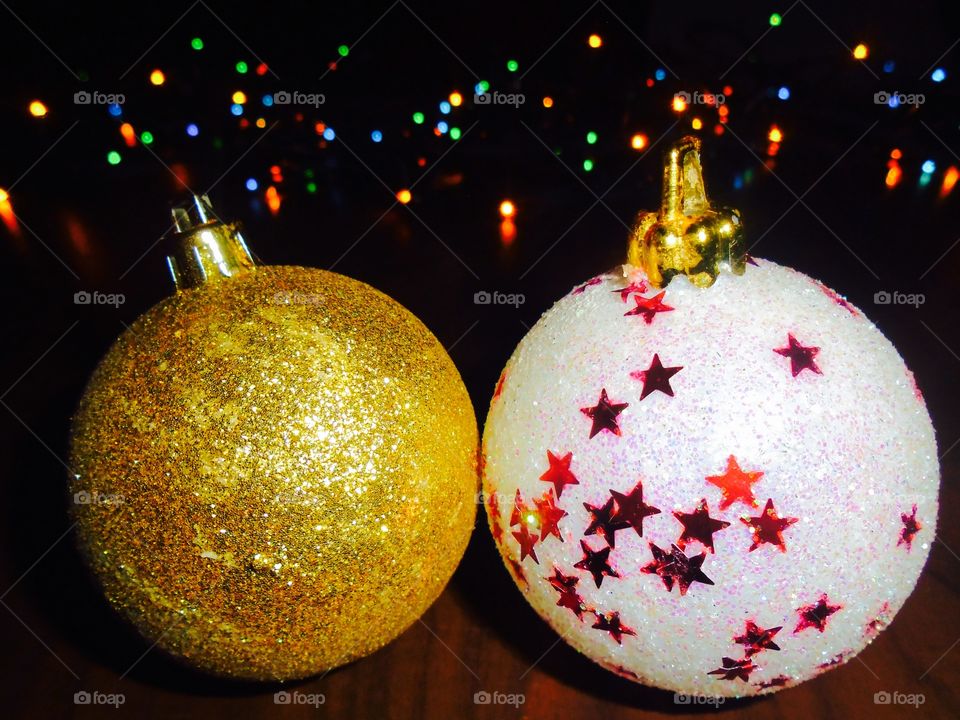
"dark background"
0,1,958,718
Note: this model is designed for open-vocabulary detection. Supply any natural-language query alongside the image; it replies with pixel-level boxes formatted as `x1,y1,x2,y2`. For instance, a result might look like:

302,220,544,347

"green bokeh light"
506,59,519,72
235,61,248,74
412,112,425,125
337,45,349,57
586,131,598,145
140,131,154,145
107,151,121,165
191,37,204,51
583,158,594,172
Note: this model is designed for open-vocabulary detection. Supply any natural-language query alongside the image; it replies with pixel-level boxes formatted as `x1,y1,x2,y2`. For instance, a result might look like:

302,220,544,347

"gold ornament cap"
166,194,256,291
627,136,745,288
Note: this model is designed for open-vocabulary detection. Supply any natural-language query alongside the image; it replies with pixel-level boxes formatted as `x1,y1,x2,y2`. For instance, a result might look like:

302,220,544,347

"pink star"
624,291,674,324
774,333,822,377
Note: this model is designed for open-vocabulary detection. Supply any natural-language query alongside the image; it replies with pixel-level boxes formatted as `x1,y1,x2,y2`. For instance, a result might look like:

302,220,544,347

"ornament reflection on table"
482,137,939,696
69,196,478,681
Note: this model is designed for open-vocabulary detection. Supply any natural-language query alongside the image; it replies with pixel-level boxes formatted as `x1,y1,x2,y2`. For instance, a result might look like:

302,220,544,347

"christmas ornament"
482,137,938,696
69,195,478,681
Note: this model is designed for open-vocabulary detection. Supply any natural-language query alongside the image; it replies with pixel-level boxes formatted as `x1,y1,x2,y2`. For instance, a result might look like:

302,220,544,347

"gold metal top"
165,194,256,291
627,136,745,288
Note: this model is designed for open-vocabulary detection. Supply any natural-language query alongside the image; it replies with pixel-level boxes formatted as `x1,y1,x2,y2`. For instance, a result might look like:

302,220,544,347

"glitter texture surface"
70,266,478,681
482,259,938,697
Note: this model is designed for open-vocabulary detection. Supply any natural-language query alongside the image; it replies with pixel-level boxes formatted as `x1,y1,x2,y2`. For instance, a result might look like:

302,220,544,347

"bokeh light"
106,151,121,165
630,133,648,150
149,69,165,85
588,34,602,48
396,189,412,204
853,43,868,60
499,199,516,218
28,100,47,117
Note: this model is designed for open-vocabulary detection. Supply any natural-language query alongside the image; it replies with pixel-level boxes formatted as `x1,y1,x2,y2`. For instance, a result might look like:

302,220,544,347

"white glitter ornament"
481,138,938,697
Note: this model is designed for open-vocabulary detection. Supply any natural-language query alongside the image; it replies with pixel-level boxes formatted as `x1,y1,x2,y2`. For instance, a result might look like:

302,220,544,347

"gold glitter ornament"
69,196,478,681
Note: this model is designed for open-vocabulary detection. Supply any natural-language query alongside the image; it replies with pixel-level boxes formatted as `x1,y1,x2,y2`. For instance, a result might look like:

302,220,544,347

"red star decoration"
630,354,682,400
641,542,714,596
674,498,730,553
487,489,504,543
818,284,859,316
583,498,629,548
574,539,620,588
539,450,579,498
509,489,530,527
572,276,603,294
492,371,507,401
898,504,922,550
624,291,674,324
708,657,757,682
547,568,585,619
758,675,790,689
534,491,567,541
511,523,539,564
774,333,822,377
592,611,636,644
612,280,648,302
706,455,763,510
609,480,661,538
865,602,891,639
580,389,629,438
817,652,848,669
745,253,760,267
741,498,798,552
794,594,842,633
734,620,782,657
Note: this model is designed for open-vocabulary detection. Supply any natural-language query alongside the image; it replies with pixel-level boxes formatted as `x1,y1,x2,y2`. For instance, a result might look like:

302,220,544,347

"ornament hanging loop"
166,194,256,291
628,136,745,289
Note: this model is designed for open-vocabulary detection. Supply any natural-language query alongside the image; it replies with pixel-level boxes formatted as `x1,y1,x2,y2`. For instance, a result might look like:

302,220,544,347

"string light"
439,101,451,114
140,131,154,145
265,186,281,213
672,95,687,112
449,127,461,140
931,68,946,83
371,130,383,142
921,159,936,174
583,159,594,172
691,117,703,130
940,166,959,197
120,123,136,147
232,90,247,104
